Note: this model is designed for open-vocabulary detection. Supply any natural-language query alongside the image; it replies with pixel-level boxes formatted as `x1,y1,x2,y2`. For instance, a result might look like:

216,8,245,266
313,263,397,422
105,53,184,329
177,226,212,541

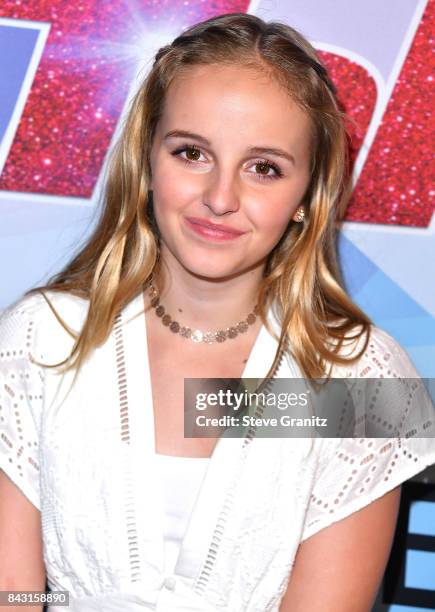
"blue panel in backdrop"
0,24,40,142
405,550,435,591
408,501,435,537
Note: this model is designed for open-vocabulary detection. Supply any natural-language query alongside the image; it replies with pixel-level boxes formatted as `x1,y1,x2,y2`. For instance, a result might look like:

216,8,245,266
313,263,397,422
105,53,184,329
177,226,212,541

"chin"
180,253,260,283
183,261,240,281
161,237,258,281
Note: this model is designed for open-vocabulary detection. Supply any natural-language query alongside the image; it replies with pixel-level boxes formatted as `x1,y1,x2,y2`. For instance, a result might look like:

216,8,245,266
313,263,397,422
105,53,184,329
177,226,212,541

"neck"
150,253,264,331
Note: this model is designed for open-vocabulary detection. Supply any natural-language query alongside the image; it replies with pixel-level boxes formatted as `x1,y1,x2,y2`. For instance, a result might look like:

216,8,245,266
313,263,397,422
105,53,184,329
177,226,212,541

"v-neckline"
120,291,283,584
142,291,273,459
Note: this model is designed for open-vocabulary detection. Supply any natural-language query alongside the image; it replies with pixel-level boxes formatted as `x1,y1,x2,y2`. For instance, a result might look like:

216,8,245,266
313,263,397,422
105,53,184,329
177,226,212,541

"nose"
202,169,241,216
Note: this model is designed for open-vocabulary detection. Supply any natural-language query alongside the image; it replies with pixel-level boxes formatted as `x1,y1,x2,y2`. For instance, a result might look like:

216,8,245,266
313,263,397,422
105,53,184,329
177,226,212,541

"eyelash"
170,144,283,181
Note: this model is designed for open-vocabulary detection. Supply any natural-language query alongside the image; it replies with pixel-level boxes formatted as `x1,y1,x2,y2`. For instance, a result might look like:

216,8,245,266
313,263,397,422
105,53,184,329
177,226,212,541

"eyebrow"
164,129,295,165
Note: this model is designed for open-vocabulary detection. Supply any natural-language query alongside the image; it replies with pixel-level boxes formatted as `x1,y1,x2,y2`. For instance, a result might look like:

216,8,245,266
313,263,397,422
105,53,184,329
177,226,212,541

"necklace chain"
147,281,259,344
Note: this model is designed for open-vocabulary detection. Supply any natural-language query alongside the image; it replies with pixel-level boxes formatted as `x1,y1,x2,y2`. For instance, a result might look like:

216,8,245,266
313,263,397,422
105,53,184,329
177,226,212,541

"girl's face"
149,63,312,281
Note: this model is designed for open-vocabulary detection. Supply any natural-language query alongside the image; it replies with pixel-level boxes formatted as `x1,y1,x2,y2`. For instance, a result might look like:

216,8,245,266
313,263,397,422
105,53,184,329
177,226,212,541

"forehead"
156,63,312,148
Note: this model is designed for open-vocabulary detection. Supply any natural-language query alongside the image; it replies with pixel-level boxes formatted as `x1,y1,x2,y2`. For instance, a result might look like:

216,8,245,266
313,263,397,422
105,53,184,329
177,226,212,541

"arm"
0,469,46,612
279,486,401,612
0,296,48,610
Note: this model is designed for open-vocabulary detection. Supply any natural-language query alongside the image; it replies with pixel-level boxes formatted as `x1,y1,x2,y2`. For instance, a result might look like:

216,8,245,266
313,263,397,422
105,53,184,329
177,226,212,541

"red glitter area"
347,2,434,227
0,0,249,198
318,51,377,170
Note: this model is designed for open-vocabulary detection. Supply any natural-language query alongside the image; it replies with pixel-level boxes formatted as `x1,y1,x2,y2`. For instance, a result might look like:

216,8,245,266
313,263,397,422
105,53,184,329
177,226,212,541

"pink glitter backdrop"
0,0,249,198
0,0,433,228
348,1,434,227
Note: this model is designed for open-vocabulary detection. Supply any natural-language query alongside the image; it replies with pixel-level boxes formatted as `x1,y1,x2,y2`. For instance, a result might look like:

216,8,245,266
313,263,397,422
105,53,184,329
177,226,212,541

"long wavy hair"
28,12,371,379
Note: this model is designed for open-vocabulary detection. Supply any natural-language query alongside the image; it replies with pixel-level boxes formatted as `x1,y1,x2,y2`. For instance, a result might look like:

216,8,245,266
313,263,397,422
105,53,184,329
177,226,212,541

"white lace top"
0,291,434,612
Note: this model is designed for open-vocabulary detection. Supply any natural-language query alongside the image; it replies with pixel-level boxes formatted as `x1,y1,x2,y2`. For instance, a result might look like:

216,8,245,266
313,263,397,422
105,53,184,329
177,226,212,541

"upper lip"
186,217,247,235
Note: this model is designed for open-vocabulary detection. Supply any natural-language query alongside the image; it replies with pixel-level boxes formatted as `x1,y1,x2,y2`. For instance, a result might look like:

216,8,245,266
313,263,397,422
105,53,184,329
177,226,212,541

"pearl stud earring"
293,207,305,222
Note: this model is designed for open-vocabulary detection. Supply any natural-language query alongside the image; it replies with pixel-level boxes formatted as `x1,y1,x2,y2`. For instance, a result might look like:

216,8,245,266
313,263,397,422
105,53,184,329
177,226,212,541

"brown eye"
185,146,201,161
171,144,207,166
255,161,271,176
250,159,282,181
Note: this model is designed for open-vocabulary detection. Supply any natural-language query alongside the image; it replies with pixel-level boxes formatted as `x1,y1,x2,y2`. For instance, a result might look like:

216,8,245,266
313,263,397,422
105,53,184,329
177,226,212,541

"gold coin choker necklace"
147,281,259,344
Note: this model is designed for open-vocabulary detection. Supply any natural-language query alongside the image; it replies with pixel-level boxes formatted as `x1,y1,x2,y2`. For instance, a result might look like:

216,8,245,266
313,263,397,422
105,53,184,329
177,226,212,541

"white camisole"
155,454,210,575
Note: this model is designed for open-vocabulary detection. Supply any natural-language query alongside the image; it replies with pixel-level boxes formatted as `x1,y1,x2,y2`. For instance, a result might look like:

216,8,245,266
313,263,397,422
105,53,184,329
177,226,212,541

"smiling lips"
185,216,247,240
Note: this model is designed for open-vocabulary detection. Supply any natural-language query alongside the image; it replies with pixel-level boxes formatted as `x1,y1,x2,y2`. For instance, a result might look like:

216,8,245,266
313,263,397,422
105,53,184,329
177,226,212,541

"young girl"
1,12,434,612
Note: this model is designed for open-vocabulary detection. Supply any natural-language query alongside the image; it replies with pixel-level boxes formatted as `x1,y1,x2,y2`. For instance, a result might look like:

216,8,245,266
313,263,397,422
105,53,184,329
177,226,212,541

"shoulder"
0,290,89,362
330,324,420,378
1,289,89,324
266,304,419,379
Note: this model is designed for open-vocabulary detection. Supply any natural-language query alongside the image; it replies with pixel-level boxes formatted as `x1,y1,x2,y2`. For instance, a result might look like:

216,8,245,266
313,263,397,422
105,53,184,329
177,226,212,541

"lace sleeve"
0,297,45,510
301,326,435,542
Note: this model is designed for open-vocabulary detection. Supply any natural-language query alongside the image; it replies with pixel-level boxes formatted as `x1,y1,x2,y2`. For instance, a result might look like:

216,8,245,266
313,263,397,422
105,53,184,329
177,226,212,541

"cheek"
249,197,295,237
264,213,293,246
257,175,310,235
153,160,198,212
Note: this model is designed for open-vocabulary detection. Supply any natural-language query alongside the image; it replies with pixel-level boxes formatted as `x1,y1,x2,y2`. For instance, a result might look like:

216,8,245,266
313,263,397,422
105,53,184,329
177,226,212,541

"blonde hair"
28,12,371,379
